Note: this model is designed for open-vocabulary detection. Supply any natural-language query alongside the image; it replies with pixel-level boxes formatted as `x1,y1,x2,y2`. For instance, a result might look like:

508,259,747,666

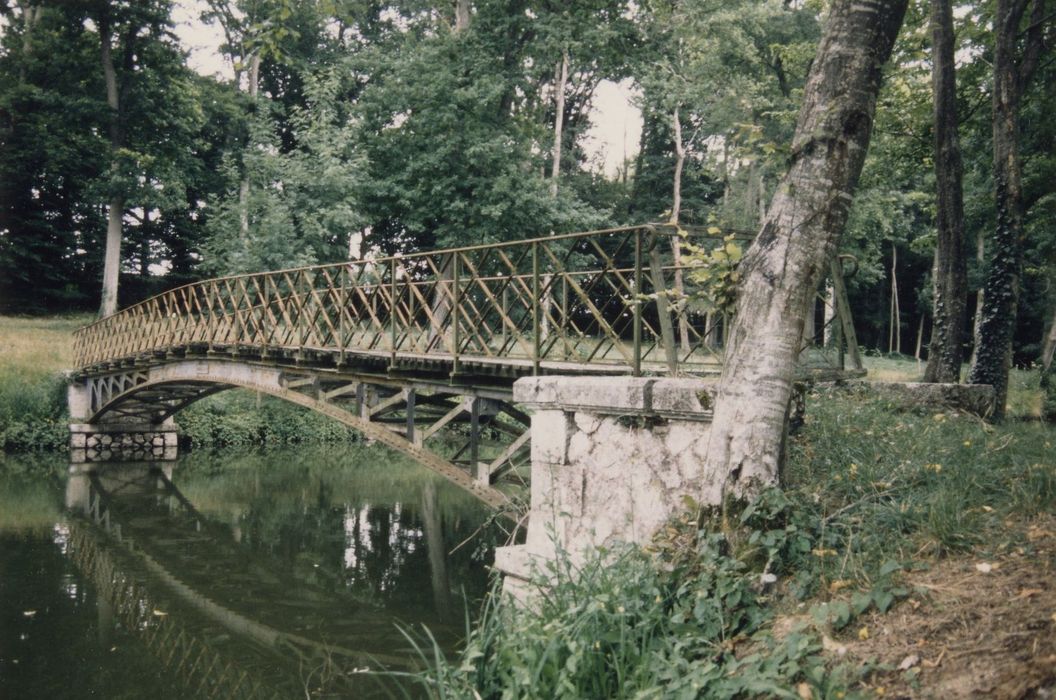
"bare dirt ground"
834,514,1056,698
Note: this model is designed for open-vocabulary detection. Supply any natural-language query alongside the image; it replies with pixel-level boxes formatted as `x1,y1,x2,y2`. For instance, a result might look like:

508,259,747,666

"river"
0,445,502,698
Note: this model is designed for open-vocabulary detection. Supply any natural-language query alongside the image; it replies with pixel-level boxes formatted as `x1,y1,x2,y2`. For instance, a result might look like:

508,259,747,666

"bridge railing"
73,224,860,376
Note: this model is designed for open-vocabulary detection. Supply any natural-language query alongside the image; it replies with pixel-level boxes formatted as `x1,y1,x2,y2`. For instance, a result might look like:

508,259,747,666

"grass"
0,315,91,451
0,314,363,451
0,315,92,375
862,353,1044,418
411,368,1056,699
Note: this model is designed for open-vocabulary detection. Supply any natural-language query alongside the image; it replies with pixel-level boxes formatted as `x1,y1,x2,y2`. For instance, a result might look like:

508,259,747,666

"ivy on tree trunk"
923,0,968,384
967,0,1047,420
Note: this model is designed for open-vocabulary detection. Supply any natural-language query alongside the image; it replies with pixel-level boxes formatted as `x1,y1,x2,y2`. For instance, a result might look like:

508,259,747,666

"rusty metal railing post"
633,228,643,376
501,285,508,351
532,241,540,375
390,256,398,367
451,253,461,377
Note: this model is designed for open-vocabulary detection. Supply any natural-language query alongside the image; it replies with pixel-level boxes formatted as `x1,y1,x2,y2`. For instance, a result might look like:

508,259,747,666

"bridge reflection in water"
62,452,495,698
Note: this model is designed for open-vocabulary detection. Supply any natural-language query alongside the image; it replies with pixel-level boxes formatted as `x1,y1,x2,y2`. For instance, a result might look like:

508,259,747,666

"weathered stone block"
530,410,571,465
843,381,995,417
514,375,716,420
499,375,717,599
650,378,715,415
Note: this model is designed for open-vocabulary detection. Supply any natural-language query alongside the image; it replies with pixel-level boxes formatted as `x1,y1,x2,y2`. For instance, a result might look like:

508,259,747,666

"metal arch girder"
90,380,229,424
85,360,511,510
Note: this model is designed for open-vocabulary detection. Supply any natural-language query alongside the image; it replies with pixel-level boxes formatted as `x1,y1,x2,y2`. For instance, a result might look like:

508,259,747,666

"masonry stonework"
67,381,179,463
494,376,718,600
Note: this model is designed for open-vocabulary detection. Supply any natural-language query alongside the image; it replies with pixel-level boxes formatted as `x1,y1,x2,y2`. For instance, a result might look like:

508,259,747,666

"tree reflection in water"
0,444,500,699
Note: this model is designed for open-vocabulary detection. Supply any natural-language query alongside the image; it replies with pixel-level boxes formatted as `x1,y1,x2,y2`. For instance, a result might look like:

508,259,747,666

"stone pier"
67,382,178,464
494,376,718,600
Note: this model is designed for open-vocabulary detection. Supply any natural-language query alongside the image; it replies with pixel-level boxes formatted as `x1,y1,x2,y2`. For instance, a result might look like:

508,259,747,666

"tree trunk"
1041,303,1056,370
18,3,39,80
239,51,261,244
549,50,569,198
669,106,691,352
98,14,123,318
824,282,836,346
702,0,907,499
922,0,968,383
969,229,985,366
541,51,569,341
454,0,471,32
889,243,901,354
915,313,926,361
967,0,1040,419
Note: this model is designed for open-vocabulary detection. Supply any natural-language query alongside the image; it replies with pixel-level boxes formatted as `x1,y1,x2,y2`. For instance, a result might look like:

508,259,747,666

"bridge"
69,224,863,509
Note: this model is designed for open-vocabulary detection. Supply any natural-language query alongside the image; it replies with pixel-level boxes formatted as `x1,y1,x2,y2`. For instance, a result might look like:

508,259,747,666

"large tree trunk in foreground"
702,0,907,499
967,0,1045,419
923,0,968,383
98,14,123,318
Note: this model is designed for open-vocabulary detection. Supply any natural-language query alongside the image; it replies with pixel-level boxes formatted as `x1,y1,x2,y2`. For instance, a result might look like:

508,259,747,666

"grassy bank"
415,382,1055,698
0,315,360,451
0,315,90,451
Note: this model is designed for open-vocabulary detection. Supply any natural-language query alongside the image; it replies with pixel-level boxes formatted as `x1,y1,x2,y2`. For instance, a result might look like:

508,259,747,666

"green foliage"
786,382,1056,569
409,537,840,700
1040,364,1056,422
631,0,820,228
683,228,743,316
202,67,364,274
412,369,1055,698
178,390,361,447
0,371,68,452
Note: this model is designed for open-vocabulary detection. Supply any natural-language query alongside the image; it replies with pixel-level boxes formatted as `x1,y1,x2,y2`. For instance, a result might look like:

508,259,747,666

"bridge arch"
71,358,515,509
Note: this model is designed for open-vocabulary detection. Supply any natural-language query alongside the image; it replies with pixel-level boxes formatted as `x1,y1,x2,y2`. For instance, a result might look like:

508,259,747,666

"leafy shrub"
0,372,68,451
179,390,361,447
410,537,839,700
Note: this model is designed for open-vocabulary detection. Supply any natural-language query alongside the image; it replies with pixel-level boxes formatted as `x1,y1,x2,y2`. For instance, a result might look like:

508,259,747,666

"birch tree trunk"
541,51,569,340
98,14,123,318
549,51,569,199
888,243,901,354
702,0,907,499
669,106,691,352
18,3,39,81
238,51,261,244
923,0,968,383
454,0,471,33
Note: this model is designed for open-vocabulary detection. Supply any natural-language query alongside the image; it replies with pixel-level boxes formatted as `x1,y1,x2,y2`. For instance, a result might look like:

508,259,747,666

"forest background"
0,0,1053,368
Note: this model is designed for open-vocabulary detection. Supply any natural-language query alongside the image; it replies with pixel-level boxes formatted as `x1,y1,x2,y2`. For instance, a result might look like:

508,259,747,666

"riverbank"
3,315,1054,696
418,376,1055,698
0,315,361,452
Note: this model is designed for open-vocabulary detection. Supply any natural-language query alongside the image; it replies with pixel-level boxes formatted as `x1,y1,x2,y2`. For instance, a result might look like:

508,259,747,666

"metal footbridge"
71,224,863,508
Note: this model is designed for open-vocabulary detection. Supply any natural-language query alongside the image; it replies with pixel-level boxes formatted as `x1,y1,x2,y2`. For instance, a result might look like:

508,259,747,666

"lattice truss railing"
74,225,862,376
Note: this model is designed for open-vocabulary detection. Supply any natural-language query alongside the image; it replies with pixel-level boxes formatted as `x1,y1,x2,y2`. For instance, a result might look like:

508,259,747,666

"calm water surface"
0,445,501,698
